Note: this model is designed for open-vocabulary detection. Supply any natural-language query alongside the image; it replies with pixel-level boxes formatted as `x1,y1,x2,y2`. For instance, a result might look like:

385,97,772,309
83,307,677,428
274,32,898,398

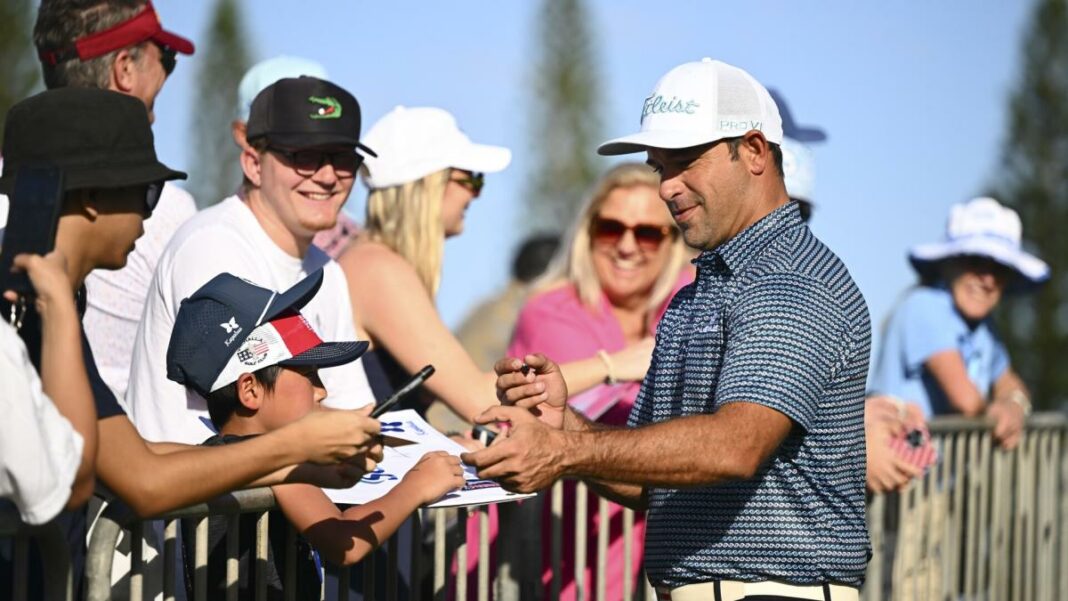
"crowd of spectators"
0,1,1049,599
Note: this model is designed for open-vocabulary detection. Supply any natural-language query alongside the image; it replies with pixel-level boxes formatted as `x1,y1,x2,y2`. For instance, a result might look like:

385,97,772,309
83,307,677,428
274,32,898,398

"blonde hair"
364,168,451,296
536,162,688,322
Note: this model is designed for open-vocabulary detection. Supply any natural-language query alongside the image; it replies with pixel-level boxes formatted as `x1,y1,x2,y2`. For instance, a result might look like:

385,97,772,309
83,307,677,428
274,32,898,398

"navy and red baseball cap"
166,270,368,397
38,1,194,68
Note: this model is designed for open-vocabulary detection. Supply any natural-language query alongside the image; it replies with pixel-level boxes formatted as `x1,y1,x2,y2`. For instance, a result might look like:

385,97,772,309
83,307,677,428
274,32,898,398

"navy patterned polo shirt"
628,201,871,588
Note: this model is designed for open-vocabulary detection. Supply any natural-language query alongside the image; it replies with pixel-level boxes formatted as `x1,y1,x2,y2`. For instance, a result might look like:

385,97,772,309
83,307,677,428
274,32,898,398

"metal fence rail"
4,413,1066,600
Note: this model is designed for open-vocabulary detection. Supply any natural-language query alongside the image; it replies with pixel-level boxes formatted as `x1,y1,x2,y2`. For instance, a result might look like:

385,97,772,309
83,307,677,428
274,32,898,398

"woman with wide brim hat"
868,196,1047,459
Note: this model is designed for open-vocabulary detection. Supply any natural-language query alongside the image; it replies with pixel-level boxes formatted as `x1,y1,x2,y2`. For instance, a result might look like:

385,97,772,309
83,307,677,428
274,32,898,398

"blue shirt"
628,202,872,588
869,285,1009,417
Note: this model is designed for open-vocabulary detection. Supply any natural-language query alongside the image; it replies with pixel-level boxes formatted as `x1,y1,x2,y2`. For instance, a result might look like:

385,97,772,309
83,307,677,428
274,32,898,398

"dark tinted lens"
592,218,626,244
157,44,176,76
633,225,668,247
145,181,163,213
470,172,485,193
290,151,325,175
329,151,362,176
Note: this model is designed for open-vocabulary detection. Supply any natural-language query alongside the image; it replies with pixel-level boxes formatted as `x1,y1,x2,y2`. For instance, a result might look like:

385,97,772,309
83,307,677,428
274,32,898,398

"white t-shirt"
83,184,197,401
0,320,82,525
126,195,373,444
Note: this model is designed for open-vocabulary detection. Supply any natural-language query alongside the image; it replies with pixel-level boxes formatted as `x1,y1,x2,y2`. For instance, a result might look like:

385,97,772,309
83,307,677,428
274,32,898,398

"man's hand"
461,405,567,493
495,354,568,428
3,251,75,315
986,397,1025,450
289,404,381,464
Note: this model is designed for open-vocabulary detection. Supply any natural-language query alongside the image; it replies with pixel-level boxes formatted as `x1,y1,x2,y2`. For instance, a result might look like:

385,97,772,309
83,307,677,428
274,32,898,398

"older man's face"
646,140,749,251
126,42,169,123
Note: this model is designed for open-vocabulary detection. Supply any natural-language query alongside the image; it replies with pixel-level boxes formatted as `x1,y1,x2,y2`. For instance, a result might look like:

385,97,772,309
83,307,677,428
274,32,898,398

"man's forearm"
557,404,791,488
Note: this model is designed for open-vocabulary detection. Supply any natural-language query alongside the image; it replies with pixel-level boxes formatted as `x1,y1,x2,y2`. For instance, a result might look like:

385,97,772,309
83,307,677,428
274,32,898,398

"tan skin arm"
273,452,465,566
924,349,986,416
96,408,380,518
463,401,794,503
339,242,652,423
925,350,1026,448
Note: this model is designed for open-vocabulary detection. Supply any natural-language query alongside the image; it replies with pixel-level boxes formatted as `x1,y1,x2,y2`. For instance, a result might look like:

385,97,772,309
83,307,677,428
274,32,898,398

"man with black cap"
127,76,377,444
10,0,202,404
0,88,383,594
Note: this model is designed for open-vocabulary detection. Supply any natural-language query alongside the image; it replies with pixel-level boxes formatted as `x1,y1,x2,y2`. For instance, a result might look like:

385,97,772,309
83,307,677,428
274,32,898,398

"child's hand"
400,451,465,505
3,251,74,316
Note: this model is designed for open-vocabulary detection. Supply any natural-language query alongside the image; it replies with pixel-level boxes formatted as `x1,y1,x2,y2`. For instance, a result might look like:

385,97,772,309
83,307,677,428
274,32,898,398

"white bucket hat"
598,58,783,156
360,106,511,189
909,197,1049,289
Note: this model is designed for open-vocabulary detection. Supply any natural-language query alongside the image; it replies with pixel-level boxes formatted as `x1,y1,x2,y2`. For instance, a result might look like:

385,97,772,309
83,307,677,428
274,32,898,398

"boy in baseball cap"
167,270,464,599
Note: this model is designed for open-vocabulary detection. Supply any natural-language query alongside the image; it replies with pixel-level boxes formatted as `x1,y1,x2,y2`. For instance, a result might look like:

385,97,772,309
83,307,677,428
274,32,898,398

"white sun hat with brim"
361,106,511,189
909,197,1049,290
598,58,783,156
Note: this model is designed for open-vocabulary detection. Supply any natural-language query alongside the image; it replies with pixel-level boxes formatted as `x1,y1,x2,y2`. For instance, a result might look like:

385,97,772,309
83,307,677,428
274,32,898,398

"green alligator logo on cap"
308,96,342,120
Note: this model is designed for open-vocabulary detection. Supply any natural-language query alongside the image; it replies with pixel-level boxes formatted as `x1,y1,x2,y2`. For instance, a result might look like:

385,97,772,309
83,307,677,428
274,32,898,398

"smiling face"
646,140,750,251
591,184,677,308
255,145,355,240
941,256,1013,322
257,365,326,431
441,169,480,237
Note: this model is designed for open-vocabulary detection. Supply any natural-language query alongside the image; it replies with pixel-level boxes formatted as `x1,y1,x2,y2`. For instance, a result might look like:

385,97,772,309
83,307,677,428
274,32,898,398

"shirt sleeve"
714,273,851,431
899,288,962,371
0,325,82,525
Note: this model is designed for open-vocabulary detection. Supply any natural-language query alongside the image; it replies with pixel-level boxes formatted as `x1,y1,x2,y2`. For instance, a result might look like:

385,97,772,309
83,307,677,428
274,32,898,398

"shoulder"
521,282,582,316
898,285,954,315
164,197,255,261
338,240,418,286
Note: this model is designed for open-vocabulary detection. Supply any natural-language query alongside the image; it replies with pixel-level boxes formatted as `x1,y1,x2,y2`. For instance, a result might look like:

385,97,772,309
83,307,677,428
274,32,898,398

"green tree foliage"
0,0,43,140
525,0,604,232
188,0,252,208
993,0,1068,410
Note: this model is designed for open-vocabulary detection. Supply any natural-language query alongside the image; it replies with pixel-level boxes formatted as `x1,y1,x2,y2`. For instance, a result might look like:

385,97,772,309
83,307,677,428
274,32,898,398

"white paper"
323,409,534,508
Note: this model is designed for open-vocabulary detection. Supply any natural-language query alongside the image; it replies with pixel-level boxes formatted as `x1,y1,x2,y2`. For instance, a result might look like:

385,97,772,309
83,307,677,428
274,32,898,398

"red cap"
38,1,194,66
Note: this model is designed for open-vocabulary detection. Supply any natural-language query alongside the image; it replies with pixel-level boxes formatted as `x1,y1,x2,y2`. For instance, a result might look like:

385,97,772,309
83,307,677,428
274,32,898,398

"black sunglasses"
268,147,364,177
591,216,676,251
153,42,176,76
145,181,163,214
450,171,485,195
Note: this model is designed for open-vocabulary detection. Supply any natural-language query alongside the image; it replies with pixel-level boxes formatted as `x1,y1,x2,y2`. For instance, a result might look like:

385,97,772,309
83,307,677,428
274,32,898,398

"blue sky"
149,1,1035,354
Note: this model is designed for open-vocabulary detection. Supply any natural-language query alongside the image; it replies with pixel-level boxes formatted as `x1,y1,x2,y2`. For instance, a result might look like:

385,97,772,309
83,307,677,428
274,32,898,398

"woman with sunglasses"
506,162,693,601
339,107,650,424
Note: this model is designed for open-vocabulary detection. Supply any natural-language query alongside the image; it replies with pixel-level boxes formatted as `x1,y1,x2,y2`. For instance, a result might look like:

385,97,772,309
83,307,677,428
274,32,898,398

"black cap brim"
259,132,377,158
0,160,186,195
262,269,324,324
281,340,370,368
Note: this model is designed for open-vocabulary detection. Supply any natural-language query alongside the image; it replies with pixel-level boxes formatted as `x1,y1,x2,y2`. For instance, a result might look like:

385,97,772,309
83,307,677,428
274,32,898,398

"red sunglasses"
591,216,676,250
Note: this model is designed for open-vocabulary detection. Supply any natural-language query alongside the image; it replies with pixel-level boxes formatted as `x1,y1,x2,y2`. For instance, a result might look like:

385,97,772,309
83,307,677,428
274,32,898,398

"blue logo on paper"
361,467,399,484
380,421,404,434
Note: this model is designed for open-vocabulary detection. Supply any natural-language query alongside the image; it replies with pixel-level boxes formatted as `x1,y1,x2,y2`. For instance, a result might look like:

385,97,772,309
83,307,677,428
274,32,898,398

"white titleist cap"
599,58,783,155
361,106,512,189
781,137,816,203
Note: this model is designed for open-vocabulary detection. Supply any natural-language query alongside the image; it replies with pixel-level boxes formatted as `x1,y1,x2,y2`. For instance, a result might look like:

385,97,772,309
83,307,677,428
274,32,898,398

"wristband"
596,349,617,385
1008,389,1033,416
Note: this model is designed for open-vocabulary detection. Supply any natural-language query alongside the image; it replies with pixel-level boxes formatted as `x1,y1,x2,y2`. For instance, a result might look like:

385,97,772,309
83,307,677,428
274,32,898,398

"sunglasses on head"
450,171,485,195
268,147,364,177
153,42,176,76
591,216,676,251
